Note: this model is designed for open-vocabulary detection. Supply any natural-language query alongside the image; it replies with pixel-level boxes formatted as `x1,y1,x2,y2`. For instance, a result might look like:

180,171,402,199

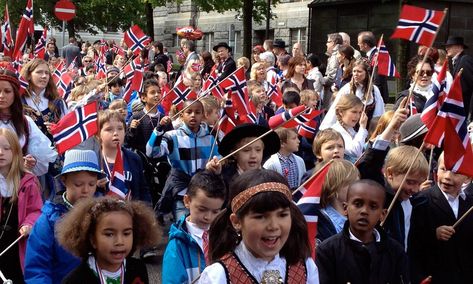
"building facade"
152,0,312,59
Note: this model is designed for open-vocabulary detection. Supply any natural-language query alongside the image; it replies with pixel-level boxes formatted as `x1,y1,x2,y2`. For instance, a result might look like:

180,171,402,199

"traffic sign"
54,0,76,22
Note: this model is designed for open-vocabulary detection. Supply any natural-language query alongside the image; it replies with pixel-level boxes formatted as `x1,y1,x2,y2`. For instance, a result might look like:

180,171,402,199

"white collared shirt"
366,47,377,60
349,228,381,243
185,218,208,251
440,189,466,218
401,199,413,251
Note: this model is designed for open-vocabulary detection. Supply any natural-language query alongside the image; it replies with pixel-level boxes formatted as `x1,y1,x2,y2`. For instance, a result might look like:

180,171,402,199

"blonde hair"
69,80,102,102
321,160,359,207
250,62,266,81
275,128,297,144
237,57,250,70
98,109,126,132
109,99,127,111
0,128,26,203
300,89,319,106
335,94,363,123
201,96,220,116
312,129,344,161
385,145,429,177
369,110,394,140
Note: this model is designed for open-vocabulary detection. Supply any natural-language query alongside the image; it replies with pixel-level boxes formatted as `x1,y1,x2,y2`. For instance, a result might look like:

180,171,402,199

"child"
109,99,127,120
125,80,172,205
316,179,409,283
146,100,218,220
408,153,473,283
298,89,321,170
264,128,306,190
24,149,101,283
106,77,124,103
300,89,320,110
312,129,345,164
331,94,368,162
217,123,280,186
316,159,359,243
0,128,43,283
162,170,227,283
97,110,152,203
199,169,319,283
275,88,300,114
56,197,160,284
248,80,273,126
201,96,220,128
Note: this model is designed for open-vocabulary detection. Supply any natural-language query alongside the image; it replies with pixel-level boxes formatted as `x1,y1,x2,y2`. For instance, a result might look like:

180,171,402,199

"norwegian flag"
374,39,400,78
111,44,125,57
34,27,47,59
167,59,172,73
19,74,29,95
295,162,332,259
123,25,151,56
423,72,473,177
57,73,73,101
202,69,224,99
12,0,34,59
52,61,65,85
268,105,307,129
67,56,78,71
391,5,445,47
219,67,250,117
95,54,107,80
123,69,144,103
162,81,197,113
50,101,98,154
409,96,418,115
122,56,142,80
267,73,283,106
1,3,14,57
421,60,448,129
107,143,130,199
295,109,323,139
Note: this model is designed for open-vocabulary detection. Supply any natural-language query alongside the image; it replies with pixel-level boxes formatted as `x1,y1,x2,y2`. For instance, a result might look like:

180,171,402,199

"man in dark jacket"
150,40,169,73
445,36,473,122
213,42,236,81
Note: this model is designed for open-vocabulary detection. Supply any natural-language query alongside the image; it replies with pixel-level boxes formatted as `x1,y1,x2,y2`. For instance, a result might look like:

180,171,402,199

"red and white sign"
54,0,76,22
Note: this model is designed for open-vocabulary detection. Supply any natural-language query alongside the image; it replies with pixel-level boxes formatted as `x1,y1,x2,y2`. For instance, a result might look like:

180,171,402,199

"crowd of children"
1,31,473,284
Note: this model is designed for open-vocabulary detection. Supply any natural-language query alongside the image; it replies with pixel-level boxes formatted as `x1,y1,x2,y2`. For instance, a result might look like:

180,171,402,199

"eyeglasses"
84,60,92,63
418,70,433,77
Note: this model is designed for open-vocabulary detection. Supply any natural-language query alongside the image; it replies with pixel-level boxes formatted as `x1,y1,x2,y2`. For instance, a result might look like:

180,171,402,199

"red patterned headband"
231,182,292,213
0,74,20,89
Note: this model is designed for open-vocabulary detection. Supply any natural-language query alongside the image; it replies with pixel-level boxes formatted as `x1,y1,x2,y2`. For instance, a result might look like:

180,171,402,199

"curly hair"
56,197,161,259
407,55,435,81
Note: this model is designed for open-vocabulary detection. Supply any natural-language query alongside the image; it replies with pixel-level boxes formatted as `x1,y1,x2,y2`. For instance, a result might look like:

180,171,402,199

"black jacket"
62,257,148,284
217,57,236,81
408,185,473,284
394,89,427,113
316,222,409,284
452,52,473,121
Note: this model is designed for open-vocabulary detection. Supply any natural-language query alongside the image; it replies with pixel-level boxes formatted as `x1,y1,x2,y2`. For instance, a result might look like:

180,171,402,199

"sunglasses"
418,70,433,77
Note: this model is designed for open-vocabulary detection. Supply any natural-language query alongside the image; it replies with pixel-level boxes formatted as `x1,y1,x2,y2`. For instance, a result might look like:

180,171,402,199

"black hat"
213,42,232,52
218,124,280,159
444,36,468,49
273,39,288,48
400,114,428,143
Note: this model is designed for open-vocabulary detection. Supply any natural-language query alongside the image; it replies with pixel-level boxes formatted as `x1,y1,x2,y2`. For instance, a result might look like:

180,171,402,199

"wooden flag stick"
208,119,222,162
137,97,165,122
453,205,473,228
381,142,425,226
105,56,135,85
171,93,209,120
363,34,383,114
218,107,308,163
428,147,435,179
0,234,24,257
292,159,334,196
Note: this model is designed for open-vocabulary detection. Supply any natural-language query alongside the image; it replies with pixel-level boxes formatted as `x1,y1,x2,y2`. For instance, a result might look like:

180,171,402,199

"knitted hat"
400,114,428,143
59,149,102,177
107,66,120,75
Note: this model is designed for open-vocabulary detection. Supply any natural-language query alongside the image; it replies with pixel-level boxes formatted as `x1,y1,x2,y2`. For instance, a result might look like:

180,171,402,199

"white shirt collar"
0,174,14,197
349,228,381,243
367,47,377,58
185,218,208,239
440,189,466,202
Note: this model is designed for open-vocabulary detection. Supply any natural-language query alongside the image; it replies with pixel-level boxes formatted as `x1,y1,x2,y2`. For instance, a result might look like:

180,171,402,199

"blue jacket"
24,196,80,284
162,215,206,284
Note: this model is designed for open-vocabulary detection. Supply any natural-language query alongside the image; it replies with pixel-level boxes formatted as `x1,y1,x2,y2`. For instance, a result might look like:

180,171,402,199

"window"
290,28,307,53
172,34,179,48
202,32,214,52
234,31,242,55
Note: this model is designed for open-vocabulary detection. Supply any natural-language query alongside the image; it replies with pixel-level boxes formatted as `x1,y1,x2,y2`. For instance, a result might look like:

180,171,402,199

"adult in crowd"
272,39,289,57
281,56,315,94
292,42,304,57
445,36,473,121
62,37,80,67
213,42,236,81
321,33,342,110
44,42,59,62
321,59,384,130
201,50,214,79
252,45,265,64
306,53,323,95
357,31,389,103
150,41,169,73
181,39,199,71
333,45,356,93
339,32,362,60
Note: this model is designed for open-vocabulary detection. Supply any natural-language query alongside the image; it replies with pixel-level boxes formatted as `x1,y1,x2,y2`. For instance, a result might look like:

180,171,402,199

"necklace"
62,192,74,209
95,257,125,284
261,270,283,284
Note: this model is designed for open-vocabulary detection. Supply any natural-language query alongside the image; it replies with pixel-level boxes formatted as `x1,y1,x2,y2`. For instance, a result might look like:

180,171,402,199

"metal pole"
62,20,66,47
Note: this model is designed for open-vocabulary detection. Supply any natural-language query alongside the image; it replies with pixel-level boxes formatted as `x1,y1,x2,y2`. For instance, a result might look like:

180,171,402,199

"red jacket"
0,172,43,271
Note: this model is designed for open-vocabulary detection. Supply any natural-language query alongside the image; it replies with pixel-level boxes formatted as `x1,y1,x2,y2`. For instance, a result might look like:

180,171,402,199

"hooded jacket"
24,194,80,284
162,215,206,284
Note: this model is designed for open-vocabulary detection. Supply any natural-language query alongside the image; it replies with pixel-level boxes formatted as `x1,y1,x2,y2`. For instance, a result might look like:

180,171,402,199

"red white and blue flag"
295,109,323,139
268,105,307,129
162,81,197,113
295,162,332,259
12,0,34,59
121,56,142,80
95,54,107,80
391,5,445,47
50,101,98,154
219,67,250,117
123,68,144,103
375,39,400,78
421,60,448,129
267,73,283,106
19,74,29,95
1,3,14,57
123,25,151,56
107,143,130,200
34,27,47,59
202,69,224,99
423,72,473,177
